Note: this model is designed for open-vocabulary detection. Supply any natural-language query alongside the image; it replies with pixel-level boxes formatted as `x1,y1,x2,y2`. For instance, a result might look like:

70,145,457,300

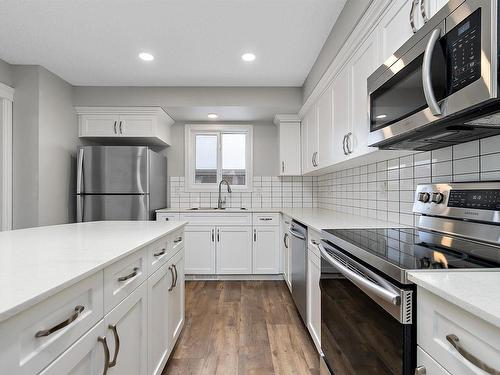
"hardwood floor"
163,280,320,375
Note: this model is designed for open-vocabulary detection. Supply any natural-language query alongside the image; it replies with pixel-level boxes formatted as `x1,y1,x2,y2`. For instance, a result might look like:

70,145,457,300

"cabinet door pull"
446,334,500,375
254,229,257,242
118,267,139,282
342,134,348,155
282,161,285,173
153,248,166,257
113,121,117,134
172,264,178,287
346,132,353,154
174,236,183,243
98,336,110,375
211,229,215,242
410,0,418,33
108,324,120,367
35,305,85,337
168,266,175,291
284,233,289,249
217,229,220,242
420,0,428,24
119,121,123,134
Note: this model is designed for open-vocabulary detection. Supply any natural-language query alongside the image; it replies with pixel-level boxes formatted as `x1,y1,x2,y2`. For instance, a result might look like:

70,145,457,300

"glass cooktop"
322,227,500,273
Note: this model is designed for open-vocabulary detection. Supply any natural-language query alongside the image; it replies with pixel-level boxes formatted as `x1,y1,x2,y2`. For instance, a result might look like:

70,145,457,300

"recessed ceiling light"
208,113,219,119
375,114,387,119
241,53,256,62
139,52,154,61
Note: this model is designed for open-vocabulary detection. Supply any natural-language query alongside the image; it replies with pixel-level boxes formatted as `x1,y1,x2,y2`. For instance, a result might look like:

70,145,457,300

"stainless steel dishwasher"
289,220,307,323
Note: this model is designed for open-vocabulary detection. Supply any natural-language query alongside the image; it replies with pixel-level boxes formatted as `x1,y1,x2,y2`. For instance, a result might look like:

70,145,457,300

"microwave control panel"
447,8,481,94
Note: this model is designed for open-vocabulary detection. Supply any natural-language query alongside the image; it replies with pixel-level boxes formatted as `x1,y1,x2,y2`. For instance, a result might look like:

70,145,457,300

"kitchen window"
185,124,253,191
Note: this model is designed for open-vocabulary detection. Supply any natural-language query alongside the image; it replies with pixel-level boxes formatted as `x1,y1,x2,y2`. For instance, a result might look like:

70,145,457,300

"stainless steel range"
319,182,500,375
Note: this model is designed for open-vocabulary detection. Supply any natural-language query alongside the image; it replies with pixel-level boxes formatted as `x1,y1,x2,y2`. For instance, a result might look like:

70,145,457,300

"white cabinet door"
79,114,119,137
167,249,185,347
119,115,155,137
279,123,302,176
184,226,215,274
349,30,380,158
216,226,252,274
147,265,172,375
253,226,280,274
317,84,334,167
307,249,321,353
306,105,319,171
39,321,107,375
378,0,415,64
301,114,309,174
331,66,351,164
105,283,148,375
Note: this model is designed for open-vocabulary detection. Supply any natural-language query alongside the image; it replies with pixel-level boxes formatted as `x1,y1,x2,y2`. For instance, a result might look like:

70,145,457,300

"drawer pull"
153,249,166,257
446,334,500,375
174,236,183,243
108,324,120,367
259,217,272,221
118,267,139,282
98,336,110,375
35,305,85,337
168,266,175,291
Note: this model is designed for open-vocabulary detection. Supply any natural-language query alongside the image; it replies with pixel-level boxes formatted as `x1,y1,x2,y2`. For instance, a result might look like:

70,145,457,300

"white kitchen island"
0,220,186,375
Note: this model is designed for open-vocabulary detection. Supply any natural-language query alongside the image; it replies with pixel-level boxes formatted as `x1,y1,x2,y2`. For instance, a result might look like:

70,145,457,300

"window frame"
185,124,253,192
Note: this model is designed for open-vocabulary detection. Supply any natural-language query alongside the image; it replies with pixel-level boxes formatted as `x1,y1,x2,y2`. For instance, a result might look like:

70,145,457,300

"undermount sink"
187,207,247,211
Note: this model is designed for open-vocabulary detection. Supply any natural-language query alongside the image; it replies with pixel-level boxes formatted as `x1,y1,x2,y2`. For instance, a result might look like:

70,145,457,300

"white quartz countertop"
0,221,186,323
156,207,405,232
408,271,500,328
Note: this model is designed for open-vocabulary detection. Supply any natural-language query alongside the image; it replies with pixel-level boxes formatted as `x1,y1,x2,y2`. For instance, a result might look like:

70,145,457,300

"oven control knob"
431,192,444,204
418,192,430,203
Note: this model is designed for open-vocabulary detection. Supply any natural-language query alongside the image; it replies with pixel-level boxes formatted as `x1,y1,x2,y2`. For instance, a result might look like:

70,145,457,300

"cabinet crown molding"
273,114,301,126
75,106,175,126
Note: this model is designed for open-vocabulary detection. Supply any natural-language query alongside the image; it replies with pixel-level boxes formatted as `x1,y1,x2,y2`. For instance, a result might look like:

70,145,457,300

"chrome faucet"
218,179,232,209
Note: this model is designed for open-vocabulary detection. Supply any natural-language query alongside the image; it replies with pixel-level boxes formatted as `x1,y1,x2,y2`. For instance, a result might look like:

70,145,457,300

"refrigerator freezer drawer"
77,194,149,222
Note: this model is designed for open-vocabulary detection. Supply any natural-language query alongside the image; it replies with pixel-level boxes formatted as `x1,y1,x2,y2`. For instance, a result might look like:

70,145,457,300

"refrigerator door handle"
77,195,84,223
77,148,84,194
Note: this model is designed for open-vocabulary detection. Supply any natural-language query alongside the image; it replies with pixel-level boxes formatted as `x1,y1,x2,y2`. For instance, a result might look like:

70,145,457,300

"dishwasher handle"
288,228,306,240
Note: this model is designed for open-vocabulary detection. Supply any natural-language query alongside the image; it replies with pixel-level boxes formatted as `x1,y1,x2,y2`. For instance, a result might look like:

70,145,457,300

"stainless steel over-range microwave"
368,0,500,151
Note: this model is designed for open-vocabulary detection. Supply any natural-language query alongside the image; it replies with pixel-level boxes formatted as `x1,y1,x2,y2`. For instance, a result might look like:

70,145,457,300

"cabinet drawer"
156,213,179,222
148,236,169,276
104,248,147,313
253,213,279,226
0,272,103,375
170,228,184,254
416,346,451,375
179,213,251,226
308,228,321,258
417,287,500,375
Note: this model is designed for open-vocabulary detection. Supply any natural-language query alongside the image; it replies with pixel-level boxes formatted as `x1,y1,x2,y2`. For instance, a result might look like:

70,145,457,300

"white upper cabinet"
317,84,334,167
274,115,302,176
76,107,174,146
331,65,351,164
302,105,319,173
349,30,380,158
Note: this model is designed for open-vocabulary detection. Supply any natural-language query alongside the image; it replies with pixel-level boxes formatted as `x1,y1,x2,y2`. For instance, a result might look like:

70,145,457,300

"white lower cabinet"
253,226,280,274
167,249,185,346
105,282,148,375
217,226,253,274
39,321,107,375
184,225,216,274
307,248,321,353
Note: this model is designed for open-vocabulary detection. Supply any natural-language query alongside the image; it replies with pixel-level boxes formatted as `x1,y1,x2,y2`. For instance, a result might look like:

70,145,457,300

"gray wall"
302,1,372,102
12,66,78,229
38,67,78,226
0,58,13,86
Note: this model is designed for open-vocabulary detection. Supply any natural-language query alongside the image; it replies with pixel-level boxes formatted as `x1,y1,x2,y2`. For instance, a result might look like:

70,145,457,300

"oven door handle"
422,28,442,116
319,245,401,306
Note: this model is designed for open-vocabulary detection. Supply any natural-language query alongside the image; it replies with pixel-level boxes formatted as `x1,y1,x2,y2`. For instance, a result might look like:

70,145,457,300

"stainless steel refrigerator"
76,146,167,222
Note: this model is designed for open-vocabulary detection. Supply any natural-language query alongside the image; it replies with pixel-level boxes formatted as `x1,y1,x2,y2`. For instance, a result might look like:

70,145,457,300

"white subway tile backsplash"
481,153,500,172
453,140,479,159
453,156,479,175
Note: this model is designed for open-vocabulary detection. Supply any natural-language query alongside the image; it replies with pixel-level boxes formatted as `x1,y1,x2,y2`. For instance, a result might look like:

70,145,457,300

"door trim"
0,82,14,231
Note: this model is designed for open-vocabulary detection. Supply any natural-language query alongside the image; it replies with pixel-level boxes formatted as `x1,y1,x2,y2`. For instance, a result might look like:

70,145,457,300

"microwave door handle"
319,245,401,306
422,28,442,116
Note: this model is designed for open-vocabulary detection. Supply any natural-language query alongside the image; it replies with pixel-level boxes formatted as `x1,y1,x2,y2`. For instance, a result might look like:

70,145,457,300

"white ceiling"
0,0,346,86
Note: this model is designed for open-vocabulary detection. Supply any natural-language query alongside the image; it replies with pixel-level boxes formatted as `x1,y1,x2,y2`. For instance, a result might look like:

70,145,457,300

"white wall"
12,66,79,229
302,1,372,101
